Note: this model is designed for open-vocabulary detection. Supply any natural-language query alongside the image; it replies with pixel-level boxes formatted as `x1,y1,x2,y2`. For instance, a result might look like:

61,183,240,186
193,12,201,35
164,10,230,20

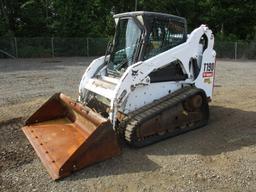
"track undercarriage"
121,86,209,147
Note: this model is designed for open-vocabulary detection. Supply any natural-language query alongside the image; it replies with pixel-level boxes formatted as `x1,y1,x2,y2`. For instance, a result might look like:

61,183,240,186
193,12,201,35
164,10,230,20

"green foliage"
0,0,255,40
16,37,52,57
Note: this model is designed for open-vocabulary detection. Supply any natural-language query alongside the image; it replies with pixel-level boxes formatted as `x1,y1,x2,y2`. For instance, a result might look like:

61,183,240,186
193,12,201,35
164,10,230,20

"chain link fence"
0,37,109,58
214,41,256,60
0,37,255,59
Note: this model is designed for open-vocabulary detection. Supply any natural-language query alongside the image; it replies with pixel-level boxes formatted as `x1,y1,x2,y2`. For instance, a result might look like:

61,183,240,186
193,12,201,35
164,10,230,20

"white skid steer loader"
22,11,216,180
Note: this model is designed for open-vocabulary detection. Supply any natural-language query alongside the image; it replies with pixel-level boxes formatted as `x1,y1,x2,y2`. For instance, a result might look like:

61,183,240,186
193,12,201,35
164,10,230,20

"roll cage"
107,11,187,77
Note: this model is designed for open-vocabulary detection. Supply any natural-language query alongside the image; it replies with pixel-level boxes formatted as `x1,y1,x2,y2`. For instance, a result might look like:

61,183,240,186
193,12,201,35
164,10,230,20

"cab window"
144,18,186,60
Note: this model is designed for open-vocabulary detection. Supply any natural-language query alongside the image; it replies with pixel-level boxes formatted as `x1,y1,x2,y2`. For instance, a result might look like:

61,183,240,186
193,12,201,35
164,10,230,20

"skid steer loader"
22,11,216,180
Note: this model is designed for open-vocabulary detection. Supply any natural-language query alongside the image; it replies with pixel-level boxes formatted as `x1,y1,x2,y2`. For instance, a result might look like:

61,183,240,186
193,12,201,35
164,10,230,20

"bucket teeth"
22,93,121,180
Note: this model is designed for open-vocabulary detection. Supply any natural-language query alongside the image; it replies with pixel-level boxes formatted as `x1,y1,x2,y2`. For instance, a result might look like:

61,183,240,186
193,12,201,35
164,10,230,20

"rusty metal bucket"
22,93,121,180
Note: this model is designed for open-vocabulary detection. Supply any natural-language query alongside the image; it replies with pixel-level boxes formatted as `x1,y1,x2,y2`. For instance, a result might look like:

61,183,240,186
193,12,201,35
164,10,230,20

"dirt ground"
0,57,255,192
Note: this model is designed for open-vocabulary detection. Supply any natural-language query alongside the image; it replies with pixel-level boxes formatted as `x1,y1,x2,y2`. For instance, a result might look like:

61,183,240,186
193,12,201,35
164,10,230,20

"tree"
0,0,255,40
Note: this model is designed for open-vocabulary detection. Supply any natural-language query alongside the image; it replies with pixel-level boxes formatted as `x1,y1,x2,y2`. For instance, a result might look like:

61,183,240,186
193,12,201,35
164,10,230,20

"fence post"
86,38,89,56
51,37,55,57
234,41,237,60
14,37,18,58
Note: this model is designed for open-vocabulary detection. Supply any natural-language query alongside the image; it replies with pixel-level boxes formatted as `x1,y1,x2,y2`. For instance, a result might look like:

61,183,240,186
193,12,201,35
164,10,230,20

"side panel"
194,49,216,98
121,82,182,113
194,33,216,99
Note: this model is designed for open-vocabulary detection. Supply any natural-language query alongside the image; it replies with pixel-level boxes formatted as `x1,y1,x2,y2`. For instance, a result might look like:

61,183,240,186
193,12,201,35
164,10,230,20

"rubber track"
124,86,208,147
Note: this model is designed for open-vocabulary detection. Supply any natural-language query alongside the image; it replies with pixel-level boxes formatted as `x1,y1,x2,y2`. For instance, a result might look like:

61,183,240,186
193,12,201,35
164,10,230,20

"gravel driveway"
0,58,255,192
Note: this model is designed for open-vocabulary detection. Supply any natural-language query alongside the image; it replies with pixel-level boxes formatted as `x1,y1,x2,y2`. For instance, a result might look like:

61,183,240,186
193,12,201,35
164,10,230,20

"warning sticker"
203,71,213,77
204,78,212,84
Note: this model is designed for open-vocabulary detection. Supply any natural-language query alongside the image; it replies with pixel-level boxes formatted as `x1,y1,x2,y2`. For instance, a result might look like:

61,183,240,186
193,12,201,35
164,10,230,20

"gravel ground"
0,58,255,192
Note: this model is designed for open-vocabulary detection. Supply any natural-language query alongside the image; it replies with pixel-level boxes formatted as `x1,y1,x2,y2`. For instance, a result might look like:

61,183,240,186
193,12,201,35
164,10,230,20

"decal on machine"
204,78,211,84
203,62,214,77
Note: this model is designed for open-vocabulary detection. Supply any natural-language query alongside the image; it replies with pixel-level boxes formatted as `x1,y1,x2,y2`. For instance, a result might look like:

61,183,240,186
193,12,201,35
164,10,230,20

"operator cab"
107,11,187,77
